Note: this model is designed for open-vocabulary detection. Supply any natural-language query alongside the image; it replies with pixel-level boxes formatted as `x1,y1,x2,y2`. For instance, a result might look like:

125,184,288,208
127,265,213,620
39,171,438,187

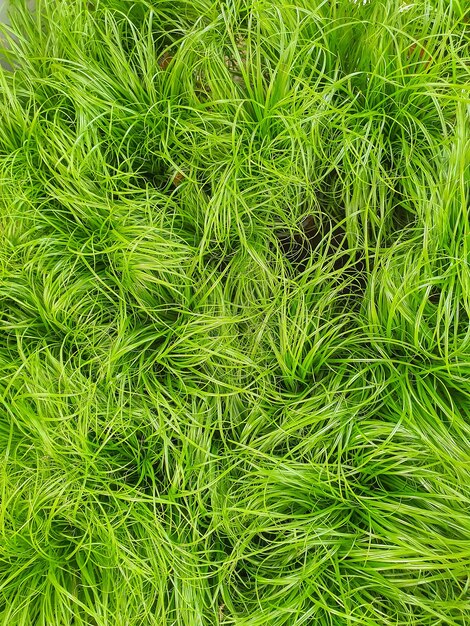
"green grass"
0,0,469,624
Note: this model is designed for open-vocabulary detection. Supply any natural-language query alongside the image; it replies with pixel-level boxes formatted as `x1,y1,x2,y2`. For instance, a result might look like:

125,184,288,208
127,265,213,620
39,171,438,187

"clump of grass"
0,0,469,624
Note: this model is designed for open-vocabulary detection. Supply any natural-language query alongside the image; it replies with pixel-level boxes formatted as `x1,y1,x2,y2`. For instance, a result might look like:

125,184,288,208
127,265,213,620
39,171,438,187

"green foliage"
0,0,469,624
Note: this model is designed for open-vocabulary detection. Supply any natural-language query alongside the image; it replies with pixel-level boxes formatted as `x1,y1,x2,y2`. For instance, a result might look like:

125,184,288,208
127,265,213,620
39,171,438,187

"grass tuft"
0,0,469,624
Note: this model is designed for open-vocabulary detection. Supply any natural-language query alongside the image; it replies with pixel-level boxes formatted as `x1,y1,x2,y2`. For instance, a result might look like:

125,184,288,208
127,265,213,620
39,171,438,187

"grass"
0,0,469,624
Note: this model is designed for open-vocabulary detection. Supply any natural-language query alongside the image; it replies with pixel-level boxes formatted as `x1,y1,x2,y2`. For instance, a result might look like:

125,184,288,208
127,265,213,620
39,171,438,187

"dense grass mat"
0,1,469,624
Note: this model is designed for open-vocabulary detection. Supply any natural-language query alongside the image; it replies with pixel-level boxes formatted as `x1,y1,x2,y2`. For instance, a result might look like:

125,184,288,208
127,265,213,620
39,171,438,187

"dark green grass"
0,0,469,624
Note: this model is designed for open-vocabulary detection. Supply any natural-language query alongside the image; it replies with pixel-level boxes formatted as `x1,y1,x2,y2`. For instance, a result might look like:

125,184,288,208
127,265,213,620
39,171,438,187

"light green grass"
0,0,469,624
